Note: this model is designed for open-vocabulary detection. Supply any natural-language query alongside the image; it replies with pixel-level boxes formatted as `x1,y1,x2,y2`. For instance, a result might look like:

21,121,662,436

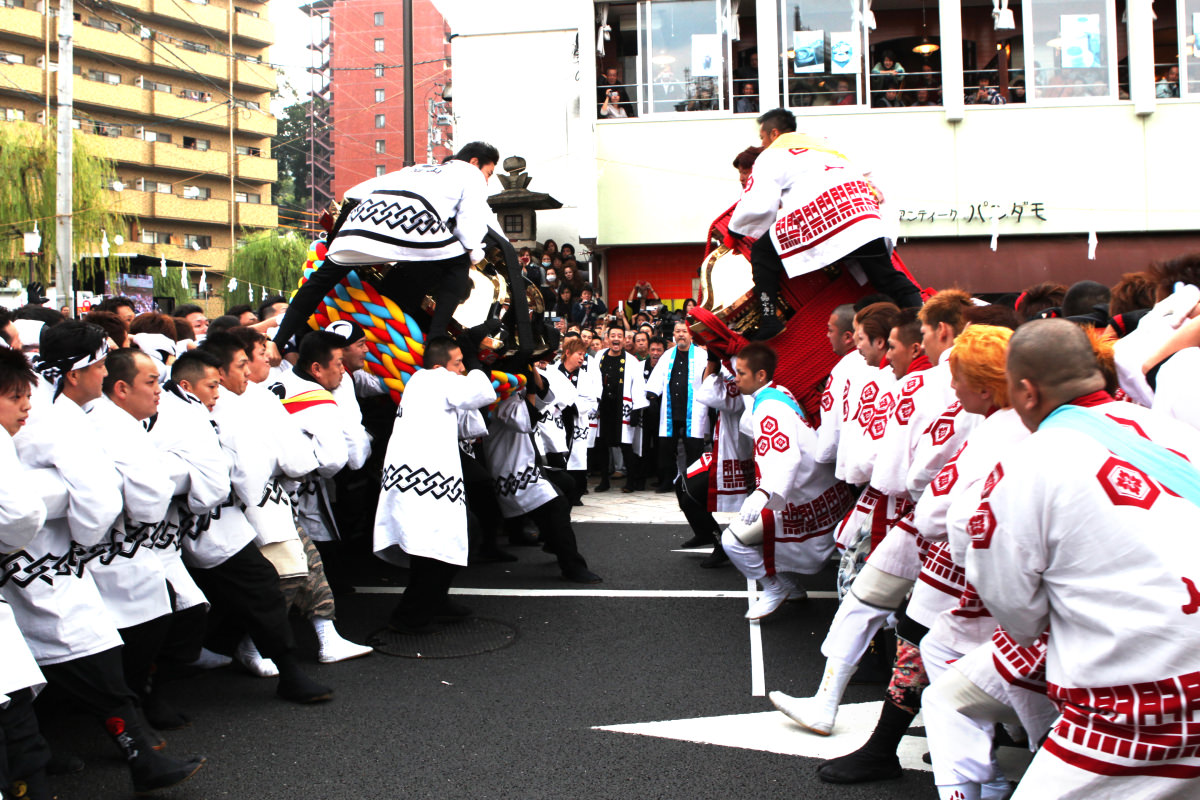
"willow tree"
222,229,312,309
0,121,126,286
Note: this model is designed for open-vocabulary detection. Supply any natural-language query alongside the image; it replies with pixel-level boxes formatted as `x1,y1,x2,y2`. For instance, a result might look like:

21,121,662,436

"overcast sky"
270,0,320,114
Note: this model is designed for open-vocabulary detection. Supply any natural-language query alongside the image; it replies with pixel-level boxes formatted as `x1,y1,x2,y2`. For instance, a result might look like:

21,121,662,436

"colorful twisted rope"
296,240,525,404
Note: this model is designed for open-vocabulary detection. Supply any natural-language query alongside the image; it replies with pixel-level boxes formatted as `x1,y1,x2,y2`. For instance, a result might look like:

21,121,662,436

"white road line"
352,586,839,599
746,578,766,697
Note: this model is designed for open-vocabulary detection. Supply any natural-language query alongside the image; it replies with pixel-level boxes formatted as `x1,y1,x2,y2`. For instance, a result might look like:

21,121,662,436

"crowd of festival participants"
2,145,1200,800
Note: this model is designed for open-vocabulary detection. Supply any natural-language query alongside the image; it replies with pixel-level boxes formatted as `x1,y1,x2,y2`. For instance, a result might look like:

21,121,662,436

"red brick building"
329,0,453,199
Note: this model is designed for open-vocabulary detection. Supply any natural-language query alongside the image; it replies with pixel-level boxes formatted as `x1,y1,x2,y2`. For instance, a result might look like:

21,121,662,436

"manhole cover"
367,617,518,658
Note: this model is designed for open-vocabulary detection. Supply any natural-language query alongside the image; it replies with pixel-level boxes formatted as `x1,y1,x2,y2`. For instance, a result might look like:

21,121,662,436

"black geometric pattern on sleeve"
494,465,541,498
381,464,464,504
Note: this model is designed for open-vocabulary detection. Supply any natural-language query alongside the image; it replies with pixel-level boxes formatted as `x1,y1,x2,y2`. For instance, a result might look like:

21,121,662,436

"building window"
374,11,384,25
375,38,385,52
375,139,386,154
236,191,261,203
182,185,212,200
236,145,262,156
141,78,171,93
86,15,121,33
375,113,386,128
86,69,121,86
180,88,213,103
184,234,212,249
0,0,27,8
503,214,523,234
179,40,210,54
182,136,210,151
375,88,386,103
1,51,25,65
636,0,728,114
1026,0,1115,100
375,165,386,176
140,230,171,244
3,107,25,121
142,130,172,143
375,63,385,77
233,98,261,111
235,6,259,17
92,121,122,137
236,53,263,64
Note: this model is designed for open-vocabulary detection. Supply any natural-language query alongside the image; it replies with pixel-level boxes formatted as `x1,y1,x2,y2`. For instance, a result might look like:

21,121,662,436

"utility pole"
55,0,74,315
402,0,414,166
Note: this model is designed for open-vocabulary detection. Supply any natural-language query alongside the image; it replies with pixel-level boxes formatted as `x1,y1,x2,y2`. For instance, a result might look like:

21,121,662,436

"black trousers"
750,234,922,309
463,450,504,551
39,647,137,721
190,542,295,661
677,466,721,543
118,613,173,698
0,687,50,799
274,253,472,346
527,495,589,574
394,556,459,627
597,443,636,486
657,432,706,486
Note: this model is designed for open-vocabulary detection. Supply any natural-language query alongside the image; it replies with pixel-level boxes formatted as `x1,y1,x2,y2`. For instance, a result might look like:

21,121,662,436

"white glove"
1144,282,1200,330
739,490,769,526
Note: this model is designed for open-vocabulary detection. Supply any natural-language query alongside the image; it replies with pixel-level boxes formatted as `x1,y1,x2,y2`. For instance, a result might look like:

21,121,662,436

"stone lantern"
486,156,562,252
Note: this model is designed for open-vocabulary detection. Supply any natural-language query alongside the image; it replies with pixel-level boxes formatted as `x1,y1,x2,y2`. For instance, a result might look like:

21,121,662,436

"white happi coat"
0,435,50,701
729,132,894,278
5,397,125,665
85,396,177,630
913,408,1027,640
1151,347,1200,431
239,381,321,548
816,349,870,465
558,362,597,471
967,400,1200,791
836,363,897,485
646,344,711,439
333,370,372,471
330,160,493,266
869,356,948,500
906,400,982,502
689,369,753,513
485,391,559,518
145,386,228,612
184,392,261,570
374,367,497,567
589,349,649,448
534,365,574,458
743,382,854,574
273,368,351,542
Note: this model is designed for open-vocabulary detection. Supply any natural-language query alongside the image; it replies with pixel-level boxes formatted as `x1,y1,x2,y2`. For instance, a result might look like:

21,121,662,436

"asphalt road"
39,522,942,800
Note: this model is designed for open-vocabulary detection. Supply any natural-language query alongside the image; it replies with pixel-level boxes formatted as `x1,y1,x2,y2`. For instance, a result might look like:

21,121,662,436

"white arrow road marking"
594,703,1035,780
594,702,933,771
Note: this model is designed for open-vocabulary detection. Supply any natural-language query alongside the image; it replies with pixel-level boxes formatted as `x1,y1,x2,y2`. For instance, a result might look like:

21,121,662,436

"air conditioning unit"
36,111,46,124
135,76,144,89
135,177,145,191
140,26,151,39
134,126,144,138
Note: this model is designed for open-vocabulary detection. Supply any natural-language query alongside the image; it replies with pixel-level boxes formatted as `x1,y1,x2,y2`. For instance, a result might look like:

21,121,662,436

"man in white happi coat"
203,332,372,668
726,108,921,338
553,335,595,504
272,142,500,347
6,322,206,794
646,321,710,492
374,336,497,633
966,319,1200,800
592,327,648,493
485,369,602,584
722,342,856,620
90,349,215,732
675,354,753,562
0,346,53,800
815,304,871,466
184,336,335,705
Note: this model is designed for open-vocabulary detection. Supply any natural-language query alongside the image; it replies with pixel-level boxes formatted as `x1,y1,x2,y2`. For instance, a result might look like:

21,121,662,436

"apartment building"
0,0,278,280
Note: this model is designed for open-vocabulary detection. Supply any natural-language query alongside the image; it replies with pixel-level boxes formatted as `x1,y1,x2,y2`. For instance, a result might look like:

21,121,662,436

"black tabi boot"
816,699,912,784
104,710,205,795
275,654,333,704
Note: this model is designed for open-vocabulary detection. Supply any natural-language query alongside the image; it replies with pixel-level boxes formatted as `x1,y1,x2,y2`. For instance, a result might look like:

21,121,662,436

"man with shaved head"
966,319,1200,798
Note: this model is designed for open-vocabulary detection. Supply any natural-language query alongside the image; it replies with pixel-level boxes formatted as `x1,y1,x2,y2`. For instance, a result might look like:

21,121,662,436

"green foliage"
221,229,312,308
153,267,192,306
0,121,126,285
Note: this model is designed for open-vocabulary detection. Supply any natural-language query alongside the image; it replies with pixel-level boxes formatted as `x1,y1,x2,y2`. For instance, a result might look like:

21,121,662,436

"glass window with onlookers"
1025,0,1117,100
961,0,1025,105
1184,0,1200,95
779,0,865,108
1158,0,1188,97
